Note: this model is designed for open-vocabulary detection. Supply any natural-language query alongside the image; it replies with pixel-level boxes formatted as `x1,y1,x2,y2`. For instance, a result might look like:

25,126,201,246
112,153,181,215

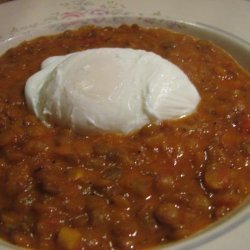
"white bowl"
0,1,249,250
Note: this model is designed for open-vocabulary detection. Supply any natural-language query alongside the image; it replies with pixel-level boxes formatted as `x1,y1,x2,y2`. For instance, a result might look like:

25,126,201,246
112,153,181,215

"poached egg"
25,48,200,134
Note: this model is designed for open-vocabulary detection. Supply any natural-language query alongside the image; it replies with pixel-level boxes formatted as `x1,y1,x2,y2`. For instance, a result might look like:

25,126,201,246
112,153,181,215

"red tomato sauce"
0,25,249,250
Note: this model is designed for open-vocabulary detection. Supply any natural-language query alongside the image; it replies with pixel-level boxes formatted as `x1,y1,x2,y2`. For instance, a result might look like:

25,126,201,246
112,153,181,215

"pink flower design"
62,11,85,19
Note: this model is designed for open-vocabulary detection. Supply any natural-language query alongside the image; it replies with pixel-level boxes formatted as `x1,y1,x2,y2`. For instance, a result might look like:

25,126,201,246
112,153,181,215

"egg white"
25,48,200,134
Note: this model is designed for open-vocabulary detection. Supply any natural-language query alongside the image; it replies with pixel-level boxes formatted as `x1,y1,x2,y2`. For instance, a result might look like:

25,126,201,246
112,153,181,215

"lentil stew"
0,25,250,250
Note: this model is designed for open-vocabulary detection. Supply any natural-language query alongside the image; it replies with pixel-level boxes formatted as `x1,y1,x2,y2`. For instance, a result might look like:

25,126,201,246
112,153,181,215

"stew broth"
0,25,249,250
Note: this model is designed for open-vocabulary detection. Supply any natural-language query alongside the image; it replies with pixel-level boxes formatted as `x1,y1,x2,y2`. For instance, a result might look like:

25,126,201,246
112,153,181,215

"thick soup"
0,25,249,250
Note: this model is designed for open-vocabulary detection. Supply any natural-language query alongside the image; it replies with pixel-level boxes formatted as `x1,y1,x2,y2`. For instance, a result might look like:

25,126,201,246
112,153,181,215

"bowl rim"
1,16,249,71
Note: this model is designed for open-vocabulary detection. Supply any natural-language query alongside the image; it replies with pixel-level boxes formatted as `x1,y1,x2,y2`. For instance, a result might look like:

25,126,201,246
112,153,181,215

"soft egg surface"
25,48,200,134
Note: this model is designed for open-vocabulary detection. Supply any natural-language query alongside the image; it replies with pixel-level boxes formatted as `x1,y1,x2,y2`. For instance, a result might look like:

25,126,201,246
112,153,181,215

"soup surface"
0,25,249,250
